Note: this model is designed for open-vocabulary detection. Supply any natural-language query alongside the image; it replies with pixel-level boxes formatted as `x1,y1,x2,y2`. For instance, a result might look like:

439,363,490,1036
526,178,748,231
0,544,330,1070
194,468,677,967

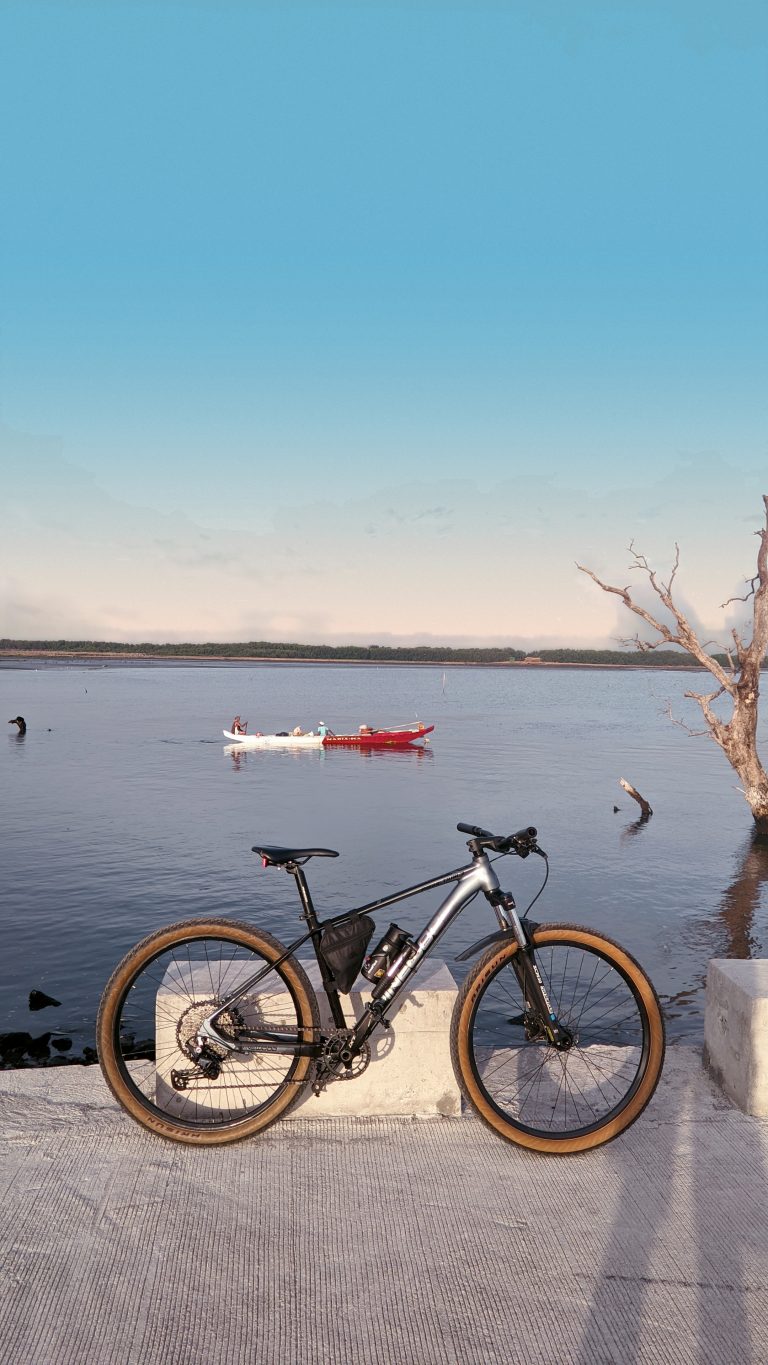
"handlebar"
457,822,542,858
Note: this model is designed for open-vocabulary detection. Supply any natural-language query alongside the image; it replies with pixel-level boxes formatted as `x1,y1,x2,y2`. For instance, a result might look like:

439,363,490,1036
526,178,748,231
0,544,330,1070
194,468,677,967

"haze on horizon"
1,3,766,651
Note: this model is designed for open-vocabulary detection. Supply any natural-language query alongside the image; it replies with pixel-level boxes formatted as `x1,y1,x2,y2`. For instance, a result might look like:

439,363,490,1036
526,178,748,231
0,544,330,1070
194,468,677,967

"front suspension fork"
490,892,573,1050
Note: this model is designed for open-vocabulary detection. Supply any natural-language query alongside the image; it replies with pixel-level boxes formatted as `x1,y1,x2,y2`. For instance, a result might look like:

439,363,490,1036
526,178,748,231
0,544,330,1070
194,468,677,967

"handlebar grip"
512,826,537,842
457,822,493,838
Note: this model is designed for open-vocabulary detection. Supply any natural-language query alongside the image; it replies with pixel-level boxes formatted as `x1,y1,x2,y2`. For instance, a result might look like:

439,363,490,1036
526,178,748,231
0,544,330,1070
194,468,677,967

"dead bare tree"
577,494,768,831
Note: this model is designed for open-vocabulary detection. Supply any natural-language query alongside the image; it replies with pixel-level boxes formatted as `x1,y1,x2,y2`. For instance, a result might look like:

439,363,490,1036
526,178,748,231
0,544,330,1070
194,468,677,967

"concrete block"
288,959,461,1119
704,959,768,1115
155,957,461,1122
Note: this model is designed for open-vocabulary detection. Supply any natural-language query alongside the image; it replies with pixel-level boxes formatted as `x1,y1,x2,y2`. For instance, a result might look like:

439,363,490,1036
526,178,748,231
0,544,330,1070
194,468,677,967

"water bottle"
361,923,412,983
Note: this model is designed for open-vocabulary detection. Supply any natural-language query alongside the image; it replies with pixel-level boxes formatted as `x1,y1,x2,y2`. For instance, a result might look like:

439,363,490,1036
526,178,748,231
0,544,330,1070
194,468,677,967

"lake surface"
2,659,768,1066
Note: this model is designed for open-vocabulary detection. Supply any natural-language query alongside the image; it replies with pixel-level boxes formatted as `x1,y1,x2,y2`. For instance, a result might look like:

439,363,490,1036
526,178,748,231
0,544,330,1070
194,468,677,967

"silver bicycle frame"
368,855,501,1007
198,849,525,1056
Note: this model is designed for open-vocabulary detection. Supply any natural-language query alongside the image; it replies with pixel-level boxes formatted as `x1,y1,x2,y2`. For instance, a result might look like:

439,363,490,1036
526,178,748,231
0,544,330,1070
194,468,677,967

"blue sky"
1,1,766,646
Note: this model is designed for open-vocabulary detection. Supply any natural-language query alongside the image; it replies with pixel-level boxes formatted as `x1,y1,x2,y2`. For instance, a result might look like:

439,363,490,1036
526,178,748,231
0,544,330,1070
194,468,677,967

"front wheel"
97,918,320,1145
450,925,665,1154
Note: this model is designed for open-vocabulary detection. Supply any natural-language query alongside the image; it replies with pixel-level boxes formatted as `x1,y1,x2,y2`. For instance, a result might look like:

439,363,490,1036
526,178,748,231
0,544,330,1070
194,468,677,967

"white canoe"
222,730,323,749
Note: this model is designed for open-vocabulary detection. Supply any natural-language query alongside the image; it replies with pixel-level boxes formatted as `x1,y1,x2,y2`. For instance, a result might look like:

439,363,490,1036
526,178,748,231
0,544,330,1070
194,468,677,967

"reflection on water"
716,831,768,958
660,830,768,1031
225,742,434,768
619,811,652,843
2,659,768,1063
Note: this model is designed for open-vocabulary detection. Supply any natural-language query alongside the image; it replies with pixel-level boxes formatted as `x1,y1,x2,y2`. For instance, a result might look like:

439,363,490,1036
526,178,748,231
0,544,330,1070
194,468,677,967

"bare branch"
578,494,768,829
617,634,661,653
721,575,759,609
716,642,737,673
684,687,730,749
663,699,710,737
576,563,682,645
576,556,734,694
665,543,681,596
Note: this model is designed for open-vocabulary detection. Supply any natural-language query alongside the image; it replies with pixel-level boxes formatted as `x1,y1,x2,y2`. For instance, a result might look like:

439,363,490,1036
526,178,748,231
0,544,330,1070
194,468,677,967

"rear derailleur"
170,998,243,1090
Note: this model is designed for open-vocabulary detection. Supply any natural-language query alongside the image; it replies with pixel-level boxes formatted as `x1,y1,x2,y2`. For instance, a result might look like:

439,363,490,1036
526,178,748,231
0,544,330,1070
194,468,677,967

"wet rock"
29,990,62,1011
0,1031,52,1066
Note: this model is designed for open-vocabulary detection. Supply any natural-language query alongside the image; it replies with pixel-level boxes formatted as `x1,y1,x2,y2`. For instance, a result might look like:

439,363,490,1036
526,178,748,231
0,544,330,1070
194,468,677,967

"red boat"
321,722,434,748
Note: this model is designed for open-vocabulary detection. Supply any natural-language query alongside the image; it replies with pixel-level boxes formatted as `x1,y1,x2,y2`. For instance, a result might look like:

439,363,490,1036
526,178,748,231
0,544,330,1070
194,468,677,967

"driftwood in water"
619,778,653,817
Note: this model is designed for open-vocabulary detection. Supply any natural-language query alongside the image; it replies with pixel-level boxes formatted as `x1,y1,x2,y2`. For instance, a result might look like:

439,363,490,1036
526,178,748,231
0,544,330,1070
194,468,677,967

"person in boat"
231,715,248,735
8,716,26,735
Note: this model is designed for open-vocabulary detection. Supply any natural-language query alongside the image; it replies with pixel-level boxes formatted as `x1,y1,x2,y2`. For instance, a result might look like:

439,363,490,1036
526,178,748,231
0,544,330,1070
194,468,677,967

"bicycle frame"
200,849,531,1061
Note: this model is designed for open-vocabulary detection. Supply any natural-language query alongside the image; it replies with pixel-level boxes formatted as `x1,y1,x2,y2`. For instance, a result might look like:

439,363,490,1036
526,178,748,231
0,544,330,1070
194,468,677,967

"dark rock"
29,990,62,1011
0,1030,52,1065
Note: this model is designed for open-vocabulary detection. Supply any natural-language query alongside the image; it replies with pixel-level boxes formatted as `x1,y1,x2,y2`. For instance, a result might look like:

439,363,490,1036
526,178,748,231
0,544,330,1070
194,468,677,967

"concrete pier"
1,1047,768,1364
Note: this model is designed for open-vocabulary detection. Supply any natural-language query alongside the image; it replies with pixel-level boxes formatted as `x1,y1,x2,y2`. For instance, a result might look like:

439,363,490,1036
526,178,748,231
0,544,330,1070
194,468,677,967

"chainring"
320,1028,371,1082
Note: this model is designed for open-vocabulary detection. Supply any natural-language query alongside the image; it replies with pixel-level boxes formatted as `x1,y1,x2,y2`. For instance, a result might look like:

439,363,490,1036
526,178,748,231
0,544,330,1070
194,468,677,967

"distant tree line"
0,638,525,662
1,638,760,668
523,647,748,668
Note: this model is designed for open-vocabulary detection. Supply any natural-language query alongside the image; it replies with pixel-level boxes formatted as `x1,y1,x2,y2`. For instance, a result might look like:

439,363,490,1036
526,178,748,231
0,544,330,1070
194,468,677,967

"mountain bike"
97,822,665,1155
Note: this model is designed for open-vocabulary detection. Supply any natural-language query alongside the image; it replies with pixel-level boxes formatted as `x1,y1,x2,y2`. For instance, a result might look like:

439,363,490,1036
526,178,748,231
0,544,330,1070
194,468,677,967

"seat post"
289,862,347,1029
289,863,319,929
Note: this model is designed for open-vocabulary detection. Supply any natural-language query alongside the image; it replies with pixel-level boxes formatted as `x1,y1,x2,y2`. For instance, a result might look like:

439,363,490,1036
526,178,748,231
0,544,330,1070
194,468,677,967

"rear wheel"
97,918,319,1145
451,925,664,1154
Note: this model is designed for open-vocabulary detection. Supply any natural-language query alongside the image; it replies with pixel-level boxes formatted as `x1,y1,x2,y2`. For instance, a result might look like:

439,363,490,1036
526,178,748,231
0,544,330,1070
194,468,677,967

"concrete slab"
1,1047,768,1364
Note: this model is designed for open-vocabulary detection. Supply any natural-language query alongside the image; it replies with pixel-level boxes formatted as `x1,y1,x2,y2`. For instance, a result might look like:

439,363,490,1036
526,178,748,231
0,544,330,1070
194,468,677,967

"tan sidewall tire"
451,925,665,1155
97,918,319,1146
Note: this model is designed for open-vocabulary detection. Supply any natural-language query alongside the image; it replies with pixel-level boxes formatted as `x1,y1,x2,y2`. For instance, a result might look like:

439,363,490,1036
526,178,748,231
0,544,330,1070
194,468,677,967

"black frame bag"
320,914,376,993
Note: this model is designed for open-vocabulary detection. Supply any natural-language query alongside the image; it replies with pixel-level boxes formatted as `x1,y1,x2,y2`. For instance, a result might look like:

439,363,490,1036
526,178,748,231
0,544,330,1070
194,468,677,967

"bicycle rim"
453,925,664,1153
97,919,318,1142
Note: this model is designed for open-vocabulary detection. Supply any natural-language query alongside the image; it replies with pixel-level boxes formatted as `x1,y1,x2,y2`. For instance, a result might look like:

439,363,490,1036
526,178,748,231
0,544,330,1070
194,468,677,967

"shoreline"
0,650,714,671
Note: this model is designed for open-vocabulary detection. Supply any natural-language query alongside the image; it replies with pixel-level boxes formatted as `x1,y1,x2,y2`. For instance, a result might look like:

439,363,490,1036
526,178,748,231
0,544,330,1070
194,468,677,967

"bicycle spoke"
109,932,309,1128
465,937,651,1140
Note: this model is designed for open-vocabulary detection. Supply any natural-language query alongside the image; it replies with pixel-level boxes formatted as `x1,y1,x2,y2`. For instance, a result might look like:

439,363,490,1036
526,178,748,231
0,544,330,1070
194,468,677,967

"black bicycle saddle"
252,845,339,865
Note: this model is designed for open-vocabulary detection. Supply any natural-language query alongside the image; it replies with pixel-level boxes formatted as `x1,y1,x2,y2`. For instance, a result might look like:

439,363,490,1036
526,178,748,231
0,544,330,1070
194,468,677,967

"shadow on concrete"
573,832,768,1361
574,1053,767,1363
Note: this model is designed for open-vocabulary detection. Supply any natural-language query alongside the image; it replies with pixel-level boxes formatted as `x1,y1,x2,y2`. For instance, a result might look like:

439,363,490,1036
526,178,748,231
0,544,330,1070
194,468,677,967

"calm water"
2,659,768,1065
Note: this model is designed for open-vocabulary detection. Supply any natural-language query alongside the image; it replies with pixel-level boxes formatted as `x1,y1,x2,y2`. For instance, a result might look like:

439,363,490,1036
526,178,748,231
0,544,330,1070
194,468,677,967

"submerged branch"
619,778,653,817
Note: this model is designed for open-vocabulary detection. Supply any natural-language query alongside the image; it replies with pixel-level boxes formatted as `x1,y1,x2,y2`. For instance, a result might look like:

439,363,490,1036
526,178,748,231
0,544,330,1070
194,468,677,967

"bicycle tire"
97,918,320,1145
450,924,665,1154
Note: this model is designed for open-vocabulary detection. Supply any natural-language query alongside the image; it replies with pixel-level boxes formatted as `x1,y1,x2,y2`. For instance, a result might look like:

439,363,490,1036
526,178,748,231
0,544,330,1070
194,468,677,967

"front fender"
454,922,539,962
